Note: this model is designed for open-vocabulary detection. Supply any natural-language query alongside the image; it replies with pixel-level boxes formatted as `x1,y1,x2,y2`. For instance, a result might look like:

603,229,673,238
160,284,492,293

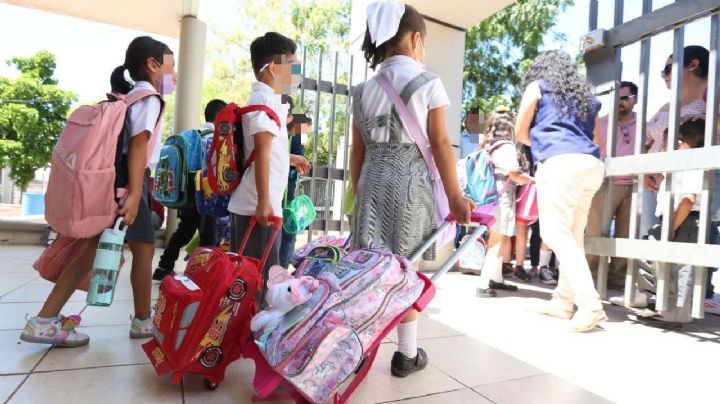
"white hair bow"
366,0,406,46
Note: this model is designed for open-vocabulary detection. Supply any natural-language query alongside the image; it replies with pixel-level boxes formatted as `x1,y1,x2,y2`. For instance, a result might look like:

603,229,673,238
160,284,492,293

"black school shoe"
489,279,518,291
391,348,428,377
152,267,175,281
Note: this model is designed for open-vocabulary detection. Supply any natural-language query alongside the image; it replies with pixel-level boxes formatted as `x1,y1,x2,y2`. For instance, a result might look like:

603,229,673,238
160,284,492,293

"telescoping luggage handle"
237,215,283,272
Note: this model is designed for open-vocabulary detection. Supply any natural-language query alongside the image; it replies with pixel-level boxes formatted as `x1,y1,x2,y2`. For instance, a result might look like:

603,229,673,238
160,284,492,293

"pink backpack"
45,90,162,238
251,249,429,403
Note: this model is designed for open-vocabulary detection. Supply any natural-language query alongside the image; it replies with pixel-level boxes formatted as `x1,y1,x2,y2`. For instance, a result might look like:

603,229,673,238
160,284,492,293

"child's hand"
644,174,661,192
119,193,141,226
449,193,475,225
290,154,311,175
255,199,274,226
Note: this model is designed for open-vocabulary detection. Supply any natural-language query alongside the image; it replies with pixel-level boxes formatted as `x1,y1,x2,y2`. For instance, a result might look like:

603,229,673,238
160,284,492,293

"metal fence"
296,48,369,241
583,0,720,319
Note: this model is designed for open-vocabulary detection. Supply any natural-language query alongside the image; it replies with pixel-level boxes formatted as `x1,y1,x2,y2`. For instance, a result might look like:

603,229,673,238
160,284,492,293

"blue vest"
530,81,601,163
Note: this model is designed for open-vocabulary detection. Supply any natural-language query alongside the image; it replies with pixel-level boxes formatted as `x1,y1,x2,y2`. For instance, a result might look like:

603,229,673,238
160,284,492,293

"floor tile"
0,246,44,270
35,325,150,371
1,278,86,303
386,315,465,343
79,299,142,327
472,374,612,404
0,301,86,331
0,374,25,403
420,335,544,387
9,364,181,404
0,330,49,375
0,273,37,298
349,343,464,403
384,388,492,404
183,359,294,404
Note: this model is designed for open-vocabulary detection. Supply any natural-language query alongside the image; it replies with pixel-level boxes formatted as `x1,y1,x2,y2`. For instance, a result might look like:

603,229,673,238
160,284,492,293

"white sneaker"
609,292,649,308
20,315,89,347
129,317,154,339
705,295,720,316
539,267,557,285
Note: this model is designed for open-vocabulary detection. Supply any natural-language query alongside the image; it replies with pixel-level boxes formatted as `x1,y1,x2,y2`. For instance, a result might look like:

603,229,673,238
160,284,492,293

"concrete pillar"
1,166,13,204
165,15,207,244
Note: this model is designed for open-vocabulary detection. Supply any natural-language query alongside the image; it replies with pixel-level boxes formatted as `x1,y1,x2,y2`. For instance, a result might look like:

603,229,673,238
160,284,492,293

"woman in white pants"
514,50,607,332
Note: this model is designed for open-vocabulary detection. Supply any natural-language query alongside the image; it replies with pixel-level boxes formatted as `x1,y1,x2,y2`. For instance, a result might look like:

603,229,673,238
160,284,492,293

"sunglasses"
661,64,672,76
619,95,635,102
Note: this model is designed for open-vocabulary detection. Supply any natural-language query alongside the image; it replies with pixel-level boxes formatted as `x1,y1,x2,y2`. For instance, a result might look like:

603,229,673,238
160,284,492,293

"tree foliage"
0,51,76,191
463,0,574,114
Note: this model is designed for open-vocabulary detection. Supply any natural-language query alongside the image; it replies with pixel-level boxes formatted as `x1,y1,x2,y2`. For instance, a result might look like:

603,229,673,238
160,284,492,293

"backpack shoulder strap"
123,88,162,107
237,104,281,128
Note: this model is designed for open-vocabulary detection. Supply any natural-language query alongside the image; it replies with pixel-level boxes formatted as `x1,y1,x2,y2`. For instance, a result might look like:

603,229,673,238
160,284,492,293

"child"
227,32,298,290
515,49,606,332
279,95,312,268
152,99,227,280
21,36,175,346
351,1,473,377
475,109,533,297
639,118,706,328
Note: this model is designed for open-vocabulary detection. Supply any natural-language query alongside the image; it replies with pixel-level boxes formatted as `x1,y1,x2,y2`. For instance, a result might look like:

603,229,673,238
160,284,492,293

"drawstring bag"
515,182,538,224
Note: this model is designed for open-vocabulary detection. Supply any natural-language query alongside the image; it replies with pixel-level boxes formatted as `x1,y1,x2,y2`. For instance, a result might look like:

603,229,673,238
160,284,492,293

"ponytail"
110,65,133,95
362,4,426,70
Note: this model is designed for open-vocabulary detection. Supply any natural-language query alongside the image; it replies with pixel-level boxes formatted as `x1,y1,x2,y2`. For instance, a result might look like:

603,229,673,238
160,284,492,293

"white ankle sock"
397,321,418,358
539,250,552,268
35,316,56,324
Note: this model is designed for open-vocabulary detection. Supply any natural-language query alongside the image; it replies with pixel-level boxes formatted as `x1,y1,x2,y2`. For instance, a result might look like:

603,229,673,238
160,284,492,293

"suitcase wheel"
227,278,248,301
203,378,219,391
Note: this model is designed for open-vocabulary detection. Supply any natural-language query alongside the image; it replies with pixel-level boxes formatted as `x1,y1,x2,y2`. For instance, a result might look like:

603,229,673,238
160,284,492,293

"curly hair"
521,50,595,121
484,108,516,145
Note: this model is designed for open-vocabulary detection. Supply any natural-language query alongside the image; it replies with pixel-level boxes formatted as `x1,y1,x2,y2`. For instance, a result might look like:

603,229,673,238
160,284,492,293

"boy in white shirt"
227,32,299,297
640,118,706,328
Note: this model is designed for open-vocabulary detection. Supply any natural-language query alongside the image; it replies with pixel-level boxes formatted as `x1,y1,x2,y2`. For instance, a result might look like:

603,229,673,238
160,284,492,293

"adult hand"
255,199,274,226
290,154,311,175
118,193,141,226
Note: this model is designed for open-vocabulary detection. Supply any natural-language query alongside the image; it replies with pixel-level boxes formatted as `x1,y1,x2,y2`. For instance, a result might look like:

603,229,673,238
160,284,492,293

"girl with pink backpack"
21,36,175,347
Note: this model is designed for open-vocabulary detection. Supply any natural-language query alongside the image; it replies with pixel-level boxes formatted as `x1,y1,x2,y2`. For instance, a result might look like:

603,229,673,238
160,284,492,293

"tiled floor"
1,245,718,404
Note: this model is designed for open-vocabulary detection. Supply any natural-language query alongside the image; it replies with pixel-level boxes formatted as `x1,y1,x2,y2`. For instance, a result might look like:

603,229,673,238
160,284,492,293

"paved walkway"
1,245,718,403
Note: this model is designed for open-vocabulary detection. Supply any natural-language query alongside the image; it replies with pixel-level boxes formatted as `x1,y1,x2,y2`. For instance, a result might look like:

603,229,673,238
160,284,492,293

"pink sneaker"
705,296,720,316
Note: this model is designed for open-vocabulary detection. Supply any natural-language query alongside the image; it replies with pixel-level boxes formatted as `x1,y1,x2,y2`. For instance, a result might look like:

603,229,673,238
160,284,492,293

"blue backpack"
153,129,204,208
460,140,511,207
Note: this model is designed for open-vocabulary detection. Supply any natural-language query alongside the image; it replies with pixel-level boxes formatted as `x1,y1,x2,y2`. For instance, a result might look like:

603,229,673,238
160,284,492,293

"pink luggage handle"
238,215,283,277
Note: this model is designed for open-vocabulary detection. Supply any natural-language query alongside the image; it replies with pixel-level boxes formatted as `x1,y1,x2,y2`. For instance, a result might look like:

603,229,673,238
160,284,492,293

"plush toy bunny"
250,266,326,334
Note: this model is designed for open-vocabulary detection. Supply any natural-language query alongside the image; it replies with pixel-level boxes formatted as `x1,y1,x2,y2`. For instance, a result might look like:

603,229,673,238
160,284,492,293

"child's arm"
427,107,474,224
672,195,696,236
350,121,364,195
254,131,274,226
508,171,532,185
119,131,150,225
593,116,601,145
515,82,541,146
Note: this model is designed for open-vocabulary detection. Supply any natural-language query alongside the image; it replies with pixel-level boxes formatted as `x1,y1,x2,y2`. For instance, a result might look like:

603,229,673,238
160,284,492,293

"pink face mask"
157,74,175,95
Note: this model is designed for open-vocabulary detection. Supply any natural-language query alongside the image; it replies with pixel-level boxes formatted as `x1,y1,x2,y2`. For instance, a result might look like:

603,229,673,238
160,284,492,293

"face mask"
157,74,175,95
283,62,303,95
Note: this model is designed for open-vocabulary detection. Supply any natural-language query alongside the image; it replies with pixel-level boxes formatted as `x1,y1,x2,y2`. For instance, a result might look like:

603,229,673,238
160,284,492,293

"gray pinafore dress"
351,72,438,261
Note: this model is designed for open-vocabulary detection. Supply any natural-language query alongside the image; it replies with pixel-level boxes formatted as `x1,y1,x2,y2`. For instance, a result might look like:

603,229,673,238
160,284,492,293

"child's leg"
478,232,507,289
38,236,100,318
128,240,155,320
230,214,280,303
515,222,528,268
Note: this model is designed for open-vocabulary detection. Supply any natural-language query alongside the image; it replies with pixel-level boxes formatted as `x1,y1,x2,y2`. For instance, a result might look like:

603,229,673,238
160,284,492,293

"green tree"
463,0,574,114
0,51,76,191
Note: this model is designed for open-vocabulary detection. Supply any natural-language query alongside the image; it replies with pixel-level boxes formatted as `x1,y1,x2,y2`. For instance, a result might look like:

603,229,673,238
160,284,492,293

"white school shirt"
123,81,163,168
655,169,703,218
228,81,290,216
359,55,450,145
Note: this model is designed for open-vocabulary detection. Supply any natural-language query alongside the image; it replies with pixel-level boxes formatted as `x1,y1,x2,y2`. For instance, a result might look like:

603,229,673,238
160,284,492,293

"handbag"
515,182,539,224
375,74,454,246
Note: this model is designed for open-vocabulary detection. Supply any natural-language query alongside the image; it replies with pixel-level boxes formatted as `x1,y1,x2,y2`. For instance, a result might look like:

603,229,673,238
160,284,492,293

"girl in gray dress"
351,0,473,378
